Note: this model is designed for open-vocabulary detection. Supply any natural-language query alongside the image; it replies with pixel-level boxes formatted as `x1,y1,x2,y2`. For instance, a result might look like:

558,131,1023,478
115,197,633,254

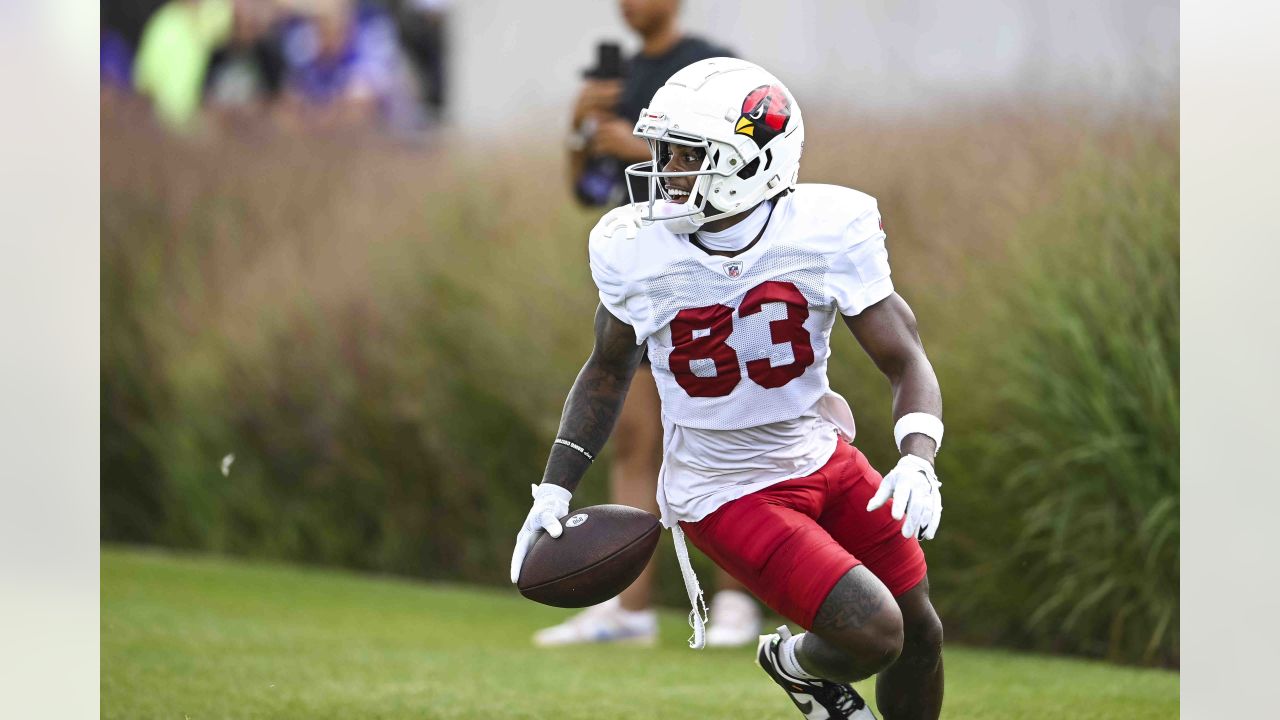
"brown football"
517,504,661,608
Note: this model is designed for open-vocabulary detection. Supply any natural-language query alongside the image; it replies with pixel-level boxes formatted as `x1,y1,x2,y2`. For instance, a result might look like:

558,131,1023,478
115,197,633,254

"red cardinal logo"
734,85,791,149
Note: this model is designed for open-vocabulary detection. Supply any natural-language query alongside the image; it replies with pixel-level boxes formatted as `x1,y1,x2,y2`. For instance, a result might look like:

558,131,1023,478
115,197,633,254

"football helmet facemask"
626,58,805,231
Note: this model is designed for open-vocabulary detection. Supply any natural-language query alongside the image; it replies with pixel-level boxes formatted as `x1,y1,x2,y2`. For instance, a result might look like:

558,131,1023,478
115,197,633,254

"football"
517,504,661,608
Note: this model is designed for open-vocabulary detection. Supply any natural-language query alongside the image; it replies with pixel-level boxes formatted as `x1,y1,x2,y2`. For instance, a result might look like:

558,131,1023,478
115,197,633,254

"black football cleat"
756,626,877,720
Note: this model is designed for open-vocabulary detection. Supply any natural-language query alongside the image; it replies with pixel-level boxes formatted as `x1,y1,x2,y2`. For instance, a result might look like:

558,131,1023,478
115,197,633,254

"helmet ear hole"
762,148,774,171
736,156,761,180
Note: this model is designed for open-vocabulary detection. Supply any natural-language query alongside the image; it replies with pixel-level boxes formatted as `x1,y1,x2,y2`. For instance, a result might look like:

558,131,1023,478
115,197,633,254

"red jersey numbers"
739,281,815,388
668,280,815,397
669,303,739,397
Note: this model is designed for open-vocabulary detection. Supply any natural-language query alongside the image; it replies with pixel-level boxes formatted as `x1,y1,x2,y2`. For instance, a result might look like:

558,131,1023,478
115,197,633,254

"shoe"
532,598,658,647
756,626,877,720
706,589,763,647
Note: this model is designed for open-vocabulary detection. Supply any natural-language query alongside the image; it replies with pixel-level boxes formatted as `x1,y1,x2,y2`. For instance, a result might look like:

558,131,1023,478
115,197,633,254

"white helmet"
626,57,804,230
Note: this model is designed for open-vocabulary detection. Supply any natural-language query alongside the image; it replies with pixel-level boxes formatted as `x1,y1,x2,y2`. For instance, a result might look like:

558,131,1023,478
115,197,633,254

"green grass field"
102,547,1177,719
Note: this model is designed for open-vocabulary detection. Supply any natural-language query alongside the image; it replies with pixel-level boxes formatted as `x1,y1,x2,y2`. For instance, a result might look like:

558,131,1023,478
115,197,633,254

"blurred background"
101,0,1179,668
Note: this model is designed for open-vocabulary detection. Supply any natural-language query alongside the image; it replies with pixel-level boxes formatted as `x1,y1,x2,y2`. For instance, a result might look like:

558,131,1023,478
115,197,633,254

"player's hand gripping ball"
511,484,572,584
511,493,661,608
867,455,943,540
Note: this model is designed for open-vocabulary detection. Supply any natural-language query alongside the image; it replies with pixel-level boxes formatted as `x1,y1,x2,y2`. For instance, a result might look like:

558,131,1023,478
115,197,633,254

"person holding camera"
540,0,761,649
569,0,733,209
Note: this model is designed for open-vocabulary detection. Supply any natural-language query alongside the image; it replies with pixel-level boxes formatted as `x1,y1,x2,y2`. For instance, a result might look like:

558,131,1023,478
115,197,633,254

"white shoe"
757,626,877,720
706,589,763,648
532,598,658,647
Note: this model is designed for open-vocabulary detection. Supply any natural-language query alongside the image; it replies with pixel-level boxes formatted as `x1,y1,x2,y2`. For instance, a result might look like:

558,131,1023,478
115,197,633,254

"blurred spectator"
278,1,421,130
396,0,450,122
569,0,734,207
101,28,135,94
102,0,169,53
133,0,235,129
203,0,287,121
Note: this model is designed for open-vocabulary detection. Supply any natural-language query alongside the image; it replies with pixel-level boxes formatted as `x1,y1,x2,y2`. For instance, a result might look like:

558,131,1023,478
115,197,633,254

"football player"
547,0,763,649
512,58,945,720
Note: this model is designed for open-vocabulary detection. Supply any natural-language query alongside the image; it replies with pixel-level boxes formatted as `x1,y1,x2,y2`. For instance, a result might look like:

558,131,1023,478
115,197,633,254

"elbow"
586,351,634,382
884,350,933,387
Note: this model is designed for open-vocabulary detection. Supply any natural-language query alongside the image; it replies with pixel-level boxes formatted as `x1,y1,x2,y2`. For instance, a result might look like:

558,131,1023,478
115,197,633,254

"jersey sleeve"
825,202,894,316
588,207,651,344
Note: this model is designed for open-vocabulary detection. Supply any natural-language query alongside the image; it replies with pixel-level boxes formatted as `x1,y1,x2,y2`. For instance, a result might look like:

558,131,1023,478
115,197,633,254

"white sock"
779,633,820,680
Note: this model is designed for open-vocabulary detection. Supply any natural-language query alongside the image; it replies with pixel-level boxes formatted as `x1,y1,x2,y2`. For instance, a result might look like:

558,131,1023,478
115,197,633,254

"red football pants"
680,440,927,630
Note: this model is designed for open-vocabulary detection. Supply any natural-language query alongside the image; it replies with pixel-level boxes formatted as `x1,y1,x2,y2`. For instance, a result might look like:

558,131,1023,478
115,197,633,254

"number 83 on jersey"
669,280,815,398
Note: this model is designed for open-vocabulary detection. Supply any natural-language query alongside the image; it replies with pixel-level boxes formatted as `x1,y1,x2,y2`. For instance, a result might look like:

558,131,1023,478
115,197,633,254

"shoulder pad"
591,204,645,243
776,185,882,258
790,184,879,227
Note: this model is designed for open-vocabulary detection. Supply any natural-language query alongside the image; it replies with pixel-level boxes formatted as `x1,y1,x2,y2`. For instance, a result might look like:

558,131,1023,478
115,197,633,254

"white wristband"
893,413,944,453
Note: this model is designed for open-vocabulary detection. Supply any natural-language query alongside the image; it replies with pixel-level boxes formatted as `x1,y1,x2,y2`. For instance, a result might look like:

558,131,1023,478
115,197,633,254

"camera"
575,42,627,207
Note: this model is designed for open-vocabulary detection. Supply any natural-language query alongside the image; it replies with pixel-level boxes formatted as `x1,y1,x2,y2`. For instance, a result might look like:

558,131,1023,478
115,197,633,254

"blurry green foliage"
980,147,1179,666
101,103,1177,665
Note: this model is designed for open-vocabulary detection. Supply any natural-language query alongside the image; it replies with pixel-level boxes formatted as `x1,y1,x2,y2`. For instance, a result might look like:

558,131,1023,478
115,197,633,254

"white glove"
867,455,942,540
510,483,572,583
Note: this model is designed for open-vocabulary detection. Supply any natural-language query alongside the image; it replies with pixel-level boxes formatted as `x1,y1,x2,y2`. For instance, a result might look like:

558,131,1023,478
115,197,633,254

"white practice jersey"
589,184,894,525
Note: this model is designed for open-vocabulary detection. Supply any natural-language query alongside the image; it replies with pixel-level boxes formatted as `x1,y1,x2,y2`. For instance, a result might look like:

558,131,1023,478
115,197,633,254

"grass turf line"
102,547,1177,719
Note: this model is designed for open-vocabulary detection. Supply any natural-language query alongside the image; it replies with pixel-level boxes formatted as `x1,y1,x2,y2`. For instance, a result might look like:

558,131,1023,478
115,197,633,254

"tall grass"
981,147,1179,665
101,99,1178,664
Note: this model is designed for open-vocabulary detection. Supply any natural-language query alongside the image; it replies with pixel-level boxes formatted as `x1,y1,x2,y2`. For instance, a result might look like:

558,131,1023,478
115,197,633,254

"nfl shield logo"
723,261,743,279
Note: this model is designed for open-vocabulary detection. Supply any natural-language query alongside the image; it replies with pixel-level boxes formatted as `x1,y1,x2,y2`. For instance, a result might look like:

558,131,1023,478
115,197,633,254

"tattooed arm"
540,304,647,493
510,304,644,582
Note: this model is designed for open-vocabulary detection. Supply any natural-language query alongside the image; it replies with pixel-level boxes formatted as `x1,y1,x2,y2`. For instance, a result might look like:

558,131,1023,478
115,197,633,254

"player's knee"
861,605,905,672
828,605,903,679
904,608,943,660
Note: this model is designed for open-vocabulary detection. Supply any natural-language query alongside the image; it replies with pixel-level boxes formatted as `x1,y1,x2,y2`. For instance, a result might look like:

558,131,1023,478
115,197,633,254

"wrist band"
893,413,944,453
553,437,595,463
